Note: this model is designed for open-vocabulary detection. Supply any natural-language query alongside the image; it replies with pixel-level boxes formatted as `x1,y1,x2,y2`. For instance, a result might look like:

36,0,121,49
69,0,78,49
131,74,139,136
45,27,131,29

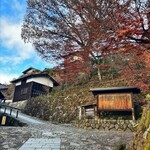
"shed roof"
90,87,140,95
0,83,8,90
81,102,97,108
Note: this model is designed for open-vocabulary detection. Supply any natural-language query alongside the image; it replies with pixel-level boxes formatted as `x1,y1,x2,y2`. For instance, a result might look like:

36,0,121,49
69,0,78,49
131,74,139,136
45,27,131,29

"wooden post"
4,107,6,114
78,106,82,120
97,95,101,119
131,93,135,121
94,106,98,120
16,111,19,118
10,109,12,116
132,108,135,121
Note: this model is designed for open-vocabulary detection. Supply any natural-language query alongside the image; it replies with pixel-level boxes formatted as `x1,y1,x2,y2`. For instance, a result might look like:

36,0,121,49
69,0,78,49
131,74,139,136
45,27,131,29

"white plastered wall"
15,81,21,86
26,77,53,87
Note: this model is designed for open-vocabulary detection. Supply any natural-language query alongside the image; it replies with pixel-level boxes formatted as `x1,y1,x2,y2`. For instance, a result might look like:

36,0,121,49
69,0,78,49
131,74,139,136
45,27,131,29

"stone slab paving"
0,123,134,150
19,138,61,150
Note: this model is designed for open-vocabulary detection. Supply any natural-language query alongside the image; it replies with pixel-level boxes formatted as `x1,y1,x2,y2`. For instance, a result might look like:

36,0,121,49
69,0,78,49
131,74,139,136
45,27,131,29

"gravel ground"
0,122,134,150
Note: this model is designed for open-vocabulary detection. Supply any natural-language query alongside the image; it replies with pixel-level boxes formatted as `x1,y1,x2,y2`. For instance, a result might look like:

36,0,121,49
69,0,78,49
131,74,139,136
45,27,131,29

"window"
21,88,28,94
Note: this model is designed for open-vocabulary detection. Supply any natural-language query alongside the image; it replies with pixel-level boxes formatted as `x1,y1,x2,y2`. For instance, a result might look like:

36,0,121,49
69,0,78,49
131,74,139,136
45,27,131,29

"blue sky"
0,0,54,84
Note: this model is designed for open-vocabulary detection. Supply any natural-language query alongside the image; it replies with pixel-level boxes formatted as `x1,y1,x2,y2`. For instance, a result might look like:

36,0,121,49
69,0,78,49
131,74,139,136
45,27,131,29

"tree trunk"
98,68,102,81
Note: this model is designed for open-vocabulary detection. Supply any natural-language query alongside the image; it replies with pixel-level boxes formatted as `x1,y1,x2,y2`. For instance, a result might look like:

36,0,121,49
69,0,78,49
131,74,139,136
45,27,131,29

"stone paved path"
19,137,61,150
0,122,134,150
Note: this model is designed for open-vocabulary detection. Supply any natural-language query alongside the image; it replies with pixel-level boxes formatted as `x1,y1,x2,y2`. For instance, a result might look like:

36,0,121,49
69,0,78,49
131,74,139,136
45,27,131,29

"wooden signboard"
81,103,97,118
1,116,7,125
85,108,95,116
98,93,132,111
90,87,141,120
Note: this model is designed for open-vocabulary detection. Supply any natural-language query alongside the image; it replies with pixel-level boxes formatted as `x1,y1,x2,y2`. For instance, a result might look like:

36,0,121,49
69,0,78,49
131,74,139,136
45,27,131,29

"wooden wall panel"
98,94,132,110
13,82,33,102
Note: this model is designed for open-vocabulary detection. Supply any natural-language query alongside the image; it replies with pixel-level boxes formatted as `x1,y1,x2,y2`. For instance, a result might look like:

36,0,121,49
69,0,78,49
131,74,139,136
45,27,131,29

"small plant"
114,144,126,150
146,94,150,100
144,143,150,150
145,112,150,129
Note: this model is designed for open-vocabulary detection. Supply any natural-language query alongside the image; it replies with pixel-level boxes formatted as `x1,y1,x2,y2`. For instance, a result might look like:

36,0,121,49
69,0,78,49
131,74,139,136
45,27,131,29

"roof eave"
90,86,141,95
11,73,59,86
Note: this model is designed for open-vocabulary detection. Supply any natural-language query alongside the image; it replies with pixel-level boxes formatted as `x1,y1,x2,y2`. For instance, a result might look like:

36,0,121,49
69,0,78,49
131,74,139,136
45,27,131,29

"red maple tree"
22,0,150,92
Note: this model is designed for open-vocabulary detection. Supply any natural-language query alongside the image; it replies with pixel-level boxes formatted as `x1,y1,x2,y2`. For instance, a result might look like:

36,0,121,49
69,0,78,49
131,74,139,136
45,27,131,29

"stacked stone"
75,119,137,131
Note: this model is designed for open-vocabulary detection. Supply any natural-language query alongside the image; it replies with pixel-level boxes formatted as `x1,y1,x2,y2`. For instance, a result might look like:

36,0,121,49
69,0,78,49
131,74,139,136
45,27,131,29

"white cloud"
0,0,53,84
0,18,35,65
0,73,18,84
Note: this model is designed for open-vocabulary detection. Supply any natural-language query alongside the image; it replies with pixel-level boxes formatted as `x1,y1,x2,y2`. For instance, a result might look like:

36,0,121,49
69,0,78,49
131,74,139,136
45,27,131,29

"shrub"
114,144,126,150
146,94,150,100
145,112,150,129
144,143,150,150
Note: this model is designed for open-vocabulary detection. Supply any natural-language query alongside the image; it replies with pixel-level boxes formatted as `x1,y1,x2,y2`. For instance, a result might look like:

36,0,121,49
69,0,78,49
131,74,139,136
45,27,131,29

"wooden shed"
90,87,141,120
81,102,97,118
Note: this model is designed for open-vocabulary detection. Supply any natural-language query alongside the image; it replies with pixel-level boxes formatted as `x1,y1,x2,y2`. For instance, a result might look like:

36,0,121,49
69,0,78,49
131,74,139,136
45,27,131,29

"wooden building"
0,83,8,92
0,83,8,101
0,91,5,100
90,87,141,120
11,67,59,102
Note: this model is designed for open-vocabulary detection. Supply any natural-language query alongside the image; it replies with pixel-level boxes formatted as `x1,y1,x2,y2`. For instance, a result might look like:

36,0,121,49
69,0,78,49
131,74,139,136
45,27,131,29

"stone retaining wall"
75,119,137,131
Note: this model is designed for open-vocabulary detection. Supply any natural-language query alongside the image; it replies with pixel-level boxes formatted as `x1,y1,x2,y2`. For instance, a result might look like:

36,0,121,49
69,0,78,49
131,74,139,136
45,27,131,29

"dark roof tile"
90,86,141,94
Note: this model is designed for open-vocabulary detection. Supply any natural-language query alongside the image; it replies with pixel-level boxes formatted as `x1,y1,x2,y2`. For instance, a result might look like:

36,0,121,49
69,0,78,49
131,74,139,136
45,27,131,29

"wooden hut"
80,102,97,119
0,83,8,101
90,87,140,120
11,67,59,102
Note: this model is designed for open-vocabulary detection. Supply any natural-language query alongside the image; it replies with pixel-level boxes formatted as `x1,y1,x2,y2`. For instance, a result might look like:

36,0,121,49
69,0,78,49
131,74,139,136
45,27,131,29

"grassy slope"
24,78,127,123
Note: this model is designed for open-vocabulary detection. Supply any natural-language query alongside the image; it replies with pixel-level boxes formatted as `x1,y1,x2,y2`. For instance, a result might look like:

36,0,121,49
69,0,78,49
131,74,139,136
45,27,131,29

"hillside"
24,78,134,123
